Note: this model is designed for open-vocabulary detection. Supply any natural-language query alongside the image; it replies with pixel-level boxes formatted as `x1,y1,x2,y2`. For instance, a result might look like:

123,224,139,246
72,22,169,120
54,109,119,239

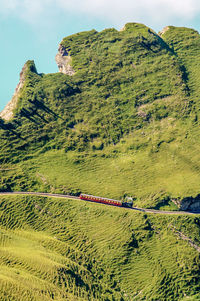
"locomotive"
80,194,133,208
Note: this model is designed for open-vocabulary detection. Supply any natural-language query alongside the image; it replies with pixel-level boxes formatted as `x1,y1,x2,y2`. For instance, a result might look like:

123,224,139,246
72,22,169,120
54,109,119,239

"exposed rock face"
159,26,170,36
180,197,200,212
55,45,75,76
0,63,28,121
173,194,200,212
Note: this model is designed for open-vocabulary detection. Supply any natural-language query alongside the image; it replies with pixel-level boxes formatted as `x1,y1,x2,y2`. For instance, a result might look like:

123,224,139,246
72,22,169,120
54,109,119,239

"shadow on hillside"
12,98,64,129
28,99,63,120
0,96,64,142
20,108,39,124
0,119,23,139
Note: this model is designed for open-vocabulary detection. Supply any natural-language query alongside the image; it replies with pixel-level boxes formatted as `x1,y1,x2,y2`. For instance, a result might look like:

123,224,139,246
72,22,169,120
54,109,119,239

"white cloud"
0,0,52,21
0,0,200,27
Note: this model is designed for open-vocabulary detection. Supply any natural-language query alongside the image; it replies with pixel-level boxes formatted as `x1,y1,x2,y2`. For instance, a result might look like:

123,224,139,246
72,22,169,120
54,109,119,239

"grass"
162,26,200,101
1,23,200,300
0,24,198,210
0,23,197,210
10,120,200,209
0,195,200,300
0,23,190,158
2,118,200,210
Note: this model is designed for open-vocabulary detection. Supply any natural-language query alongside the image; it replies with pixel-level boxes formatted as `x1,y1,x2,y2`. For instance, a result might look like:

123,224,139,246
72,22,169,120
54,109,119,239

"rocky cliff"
0,63,29,121
55,44,75,75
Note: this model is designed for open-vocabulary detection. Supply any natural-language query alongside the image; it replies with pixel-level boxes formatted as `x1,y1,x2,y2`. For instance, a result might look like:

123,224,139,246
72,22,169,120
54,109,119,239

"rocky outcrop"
172,194,200,212
55,45,75,76
180,196,200,212
0,63,28,121
159,26,170,37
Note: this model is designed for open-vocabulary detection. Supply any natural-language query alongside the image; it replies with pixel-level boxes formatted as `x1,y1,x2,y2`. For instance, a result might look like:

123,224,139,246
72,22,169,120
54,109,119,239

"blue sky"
1,0,200,111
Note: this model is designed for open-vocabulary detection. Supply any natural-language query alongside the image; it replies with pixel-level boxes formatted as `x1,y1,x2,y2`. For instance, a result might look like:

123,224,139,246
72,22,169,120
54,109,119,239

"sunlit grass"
0,195,200,300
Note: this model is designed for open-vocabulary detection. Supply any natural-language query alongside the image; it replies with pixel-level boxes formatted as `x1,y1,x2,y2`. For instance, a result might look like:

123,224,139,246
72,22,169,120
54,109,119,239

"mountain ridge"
1,22,194,120
0,22,200,207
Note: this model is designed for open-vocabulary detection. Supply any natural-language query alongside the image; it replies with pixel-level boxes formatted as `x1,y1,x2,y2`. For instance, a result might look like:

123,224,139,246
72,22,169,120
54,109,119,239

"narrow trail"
0,192,199,215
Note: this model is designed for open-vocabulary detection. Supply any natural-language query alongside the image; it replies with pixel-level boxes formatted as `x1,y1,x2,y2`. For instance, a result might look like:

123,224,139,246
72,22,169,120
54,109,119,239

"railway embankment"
0,192,199,215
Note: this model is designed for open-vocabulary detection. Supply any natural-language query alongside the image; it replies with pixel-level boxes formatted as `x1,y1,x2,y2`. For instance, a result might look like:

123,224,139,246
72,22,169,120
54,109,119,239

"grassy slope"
161,26,200,102
1,24,200,300
0,195,200,300
1,23,200,208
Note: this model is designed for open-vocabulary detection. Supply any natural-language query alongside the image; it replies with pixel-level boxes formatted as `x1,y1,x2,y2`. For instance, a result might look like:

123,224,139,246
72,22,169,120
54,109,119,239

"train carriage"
80,194,133,208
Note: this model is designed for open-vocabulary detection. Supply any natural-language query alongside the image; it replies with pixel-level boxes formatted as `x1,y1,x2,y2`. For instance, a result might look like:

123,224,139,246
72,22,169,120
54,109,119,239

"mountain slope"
1,23,200,208
1,22,200,300
1,195,200,300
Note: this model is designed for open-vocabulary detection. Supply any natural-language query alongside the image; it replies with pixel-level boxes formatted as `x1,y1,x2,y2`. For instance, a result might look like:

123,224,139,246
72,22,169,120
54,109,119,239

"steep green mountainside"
1,22,200,301
0,195,200,300
161,26,200,103
1,23,200,208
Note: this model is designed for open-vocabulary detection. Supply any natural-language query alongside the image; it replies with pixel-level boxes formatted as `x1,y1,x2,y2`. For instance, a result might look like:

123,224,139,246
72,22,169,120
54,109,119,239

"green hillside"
1,23,200,208
1,23,200,300
0,195,200,300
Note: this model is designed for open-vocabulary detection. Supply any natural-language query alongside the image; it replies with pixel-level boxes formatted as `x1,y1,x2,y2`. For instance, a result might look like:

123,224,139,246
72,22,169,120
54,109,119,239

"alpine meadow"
1,23,200,300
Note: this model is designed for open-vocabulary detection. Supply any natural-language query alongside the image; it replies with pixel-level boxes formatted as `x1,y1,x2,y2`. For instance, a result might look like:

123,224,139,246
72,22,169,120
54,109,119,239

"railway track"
0,192,199,215
0,191,80,200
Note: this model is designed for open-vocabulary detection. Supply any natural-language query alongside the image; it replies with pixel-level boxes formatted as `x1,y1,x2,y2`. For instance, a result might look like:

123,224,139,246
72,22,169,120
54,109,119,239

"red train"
80,194,133,208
